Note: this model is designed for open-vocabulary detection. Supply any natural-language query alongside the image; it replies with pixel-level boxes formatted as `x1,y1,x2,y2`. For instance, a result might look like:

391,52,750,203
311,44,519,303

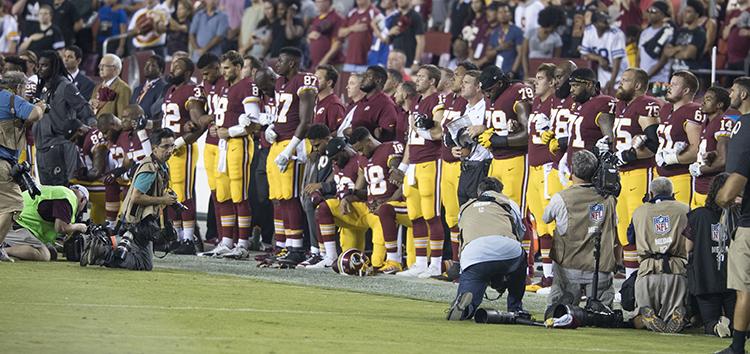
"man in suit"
61,45,95,101
130,54,167,122
91,54,132,118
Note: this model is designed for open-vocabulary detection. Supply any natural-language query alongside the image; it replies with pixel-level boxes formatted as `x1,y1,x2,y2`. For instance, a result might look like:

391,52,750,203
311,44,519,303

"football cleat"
418,262,442,279
446,292,473,321
298,253,324,268
222,246,250,260
171,239,197,255
396,263,427,277
276,247,307,267
640,306,667,333
306,255,335,269
714,316,731,338
198,244,233,257
378,260,403,274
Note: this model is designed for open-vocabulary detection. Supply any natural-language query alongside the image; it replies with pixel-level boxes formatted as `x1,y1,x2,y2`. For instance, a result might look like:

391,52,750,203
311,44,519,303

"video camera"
10,161,41,198
593,149,621,197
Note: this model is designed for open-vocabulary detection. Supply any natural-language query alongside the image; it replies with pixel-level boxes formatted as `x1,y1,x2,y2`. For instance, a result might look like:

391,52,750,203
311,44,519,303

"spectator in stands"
696,2,717,58
448,0,472,39
663,0,706,73
166,0,192,58
522,6,563,79
61,45,95,101
220,0,246,47
472,2,501,69
239,0,265,56
387,49,410,81
0,5,19,54
12,0,50,39
91,54,132,118
639,1,673,85
465,0,488,62
189,0,229,63
722,0,750,71
448,38,470,70
384,68,403,97
97,0,128,56
388,0,425,70
52,0,83,47
580,11,627,93
128,0,169,55
265,0,305,59
559,0,585,58
515,0,545,32
340,0,379,73
493,3,523,77
34,50,95,186
19,4,65,54
131,55,167,122
308,0,344,68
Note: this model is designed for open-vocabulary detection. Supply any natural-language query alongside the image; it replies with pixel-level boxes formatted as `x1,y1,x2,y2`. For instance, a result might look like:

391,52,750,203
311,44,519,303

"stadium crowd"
0,0,749,352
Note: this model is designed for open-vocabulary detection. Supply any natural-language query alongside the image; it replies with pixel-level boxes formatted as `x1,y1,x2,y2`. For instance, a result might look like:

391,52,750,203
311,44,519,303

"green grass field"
0,260,735,354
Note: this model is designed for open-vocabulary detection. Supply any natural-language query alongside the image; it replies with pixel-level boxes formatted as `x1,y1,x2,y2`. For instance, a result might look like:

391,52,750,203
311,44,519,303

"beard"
555,80,571,99
573,90,592,103
166,74,185,85
360,81,376,93
615,88,634,102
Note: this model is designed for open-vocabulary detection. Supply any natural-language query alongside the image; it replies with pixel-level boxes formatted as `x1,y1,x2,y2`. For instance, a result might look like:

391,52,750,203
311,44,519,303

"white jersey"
514,0,545,32
638,25,673,84
580,25,627,87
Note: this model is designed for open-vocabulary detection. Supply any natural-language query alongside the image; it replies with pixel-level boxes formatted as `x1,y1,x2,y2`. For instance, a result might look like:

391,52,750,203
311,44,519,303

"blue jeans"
455,252,526,319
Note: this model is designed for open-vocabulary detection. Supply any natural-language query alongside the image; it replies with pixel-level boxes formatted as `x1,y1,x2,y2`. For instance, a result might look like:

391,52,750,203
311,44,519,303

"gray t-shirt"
525,27,562,59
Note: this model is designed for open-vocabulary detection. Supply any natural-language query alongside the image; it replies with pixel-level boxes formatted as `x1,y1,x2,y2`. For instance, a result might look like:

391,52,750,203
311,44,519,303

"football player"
607,67,662,278
655,71,703,205
441,61,477,263
525,63,559,290
350,127,409,273
161,57,209,248
690,86,733,207
394,64,446,278
266,47,318,265
208,51,262,259
73,114,117,224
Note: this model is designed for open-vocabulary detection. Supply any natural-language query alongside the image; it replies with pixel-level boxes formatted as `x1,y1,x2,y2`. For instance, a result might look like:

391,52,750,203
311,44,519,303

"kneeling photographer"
446,177,527,321
80,128,178,271
0,71,46,261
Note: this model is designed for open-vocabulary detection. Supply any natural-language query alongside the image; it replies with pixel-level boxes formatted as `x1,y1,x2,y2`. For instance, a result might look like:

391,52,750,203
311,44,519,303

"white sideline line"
0,301,344,315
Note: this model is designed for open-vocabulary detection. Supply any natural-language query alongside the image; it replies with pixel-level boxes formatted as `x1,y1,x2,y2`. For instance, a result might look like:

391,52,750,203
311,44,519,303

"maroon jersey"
275,72,319,141
111,130,147,167
162,83,203,138
407,92,444,163
314,93,346,133
527,94,556,166
441,93,468,163
333,153,364,200
343,6,379,66
695,115,734,194
567,95,616,167
614,95,662,171
484,82,534,159
309,10,344,67
656,102,703,177
204,77,227,146
218,77,260,129
364,141,405,204
80,129,106,172
352,91,398,140
550,96,577,168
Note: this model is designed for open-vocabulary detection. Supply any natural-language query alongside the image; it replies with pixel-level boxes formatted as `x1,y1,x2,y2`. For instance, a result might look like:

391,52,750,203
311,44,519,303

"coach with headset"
446,177,527,321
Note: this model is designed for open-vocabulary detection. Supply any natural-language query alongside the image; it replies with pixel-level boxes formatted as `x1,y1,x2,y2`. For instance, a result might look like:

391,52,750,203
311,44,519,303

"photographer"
446,177,526,321
543,150,618,310
80,128,178,271
631,177,689,333
0,71,45,262
32,50,95,186
3,185,89,262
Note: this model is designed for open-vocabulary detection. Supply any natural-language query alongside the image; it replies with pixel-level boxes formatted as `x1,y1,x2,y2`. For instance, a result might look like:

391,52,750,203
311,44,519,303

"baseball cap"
649,1,670,16
326,137,348,157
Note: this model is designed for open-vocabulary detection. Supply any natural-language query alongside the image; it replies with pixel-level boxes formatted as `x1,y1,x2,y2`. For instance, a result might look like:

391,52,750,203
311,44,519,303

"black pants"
695,291,736,334
36,142,79,186
107,240,154,271
458,159,491,206
454,252,527,319
249,143,274,245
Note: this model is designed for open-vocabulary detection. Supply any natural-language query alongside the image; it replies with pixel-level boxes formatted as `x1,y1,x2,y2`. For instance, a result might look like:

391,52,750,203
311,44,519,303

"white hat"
69,184,89,203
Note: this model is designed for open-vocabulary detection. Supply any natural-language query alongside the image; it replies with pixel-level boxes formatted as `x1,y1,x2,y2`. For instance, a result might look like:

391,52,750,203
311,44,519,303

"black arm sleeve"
643,124,659,154
320,181,337,196
558,136,569,152
489,134,508,148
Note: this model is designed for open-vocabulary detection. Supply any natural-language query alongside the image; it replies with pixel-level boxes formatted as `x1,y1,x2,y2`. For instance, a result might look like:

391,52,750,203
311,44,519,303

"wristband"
398,163,408,172
174,137,186,149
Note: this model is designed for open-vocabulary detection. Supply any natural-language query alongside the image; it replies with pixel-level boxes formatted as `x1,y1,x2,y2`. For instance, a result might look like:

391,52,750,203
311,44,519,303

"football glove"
534,113,551,132
540,130,555,145
595,136,611,154
265,124,278,144
689,162,703,177
548,138,560,154
477,128,495,149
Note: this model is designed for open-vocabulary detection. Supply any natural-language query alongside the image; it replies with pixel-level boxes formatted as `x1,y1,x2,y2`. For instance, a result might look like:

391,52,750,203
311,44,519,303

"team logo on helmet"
589,203,604,223
652,215,671,235
333,249,373,276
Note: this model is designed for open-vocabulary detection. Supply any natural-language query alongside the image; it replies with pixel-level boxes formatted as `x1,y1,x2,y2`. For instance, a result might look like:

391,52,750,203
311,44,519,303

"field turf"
1,259,734,354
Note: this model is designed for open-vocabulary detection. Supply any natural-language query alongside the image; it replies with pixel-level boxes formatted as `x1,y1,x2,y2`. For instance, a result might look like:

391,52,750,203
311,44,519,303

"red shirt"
352,91,398,141
219,77,260,129
309,10,344,67
333,153,364,200
656,102,703,177
726,9,750,65
441,93,467,163
314,93,346,133
363,141,405,204
274,72,318,141
527,94,556,167
695,115,734,194
204,77,227,146
343,6,379,66
614,95,662,171
484,82,533,159
407,92,444,163
567,95,616,167
162,83,203,138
